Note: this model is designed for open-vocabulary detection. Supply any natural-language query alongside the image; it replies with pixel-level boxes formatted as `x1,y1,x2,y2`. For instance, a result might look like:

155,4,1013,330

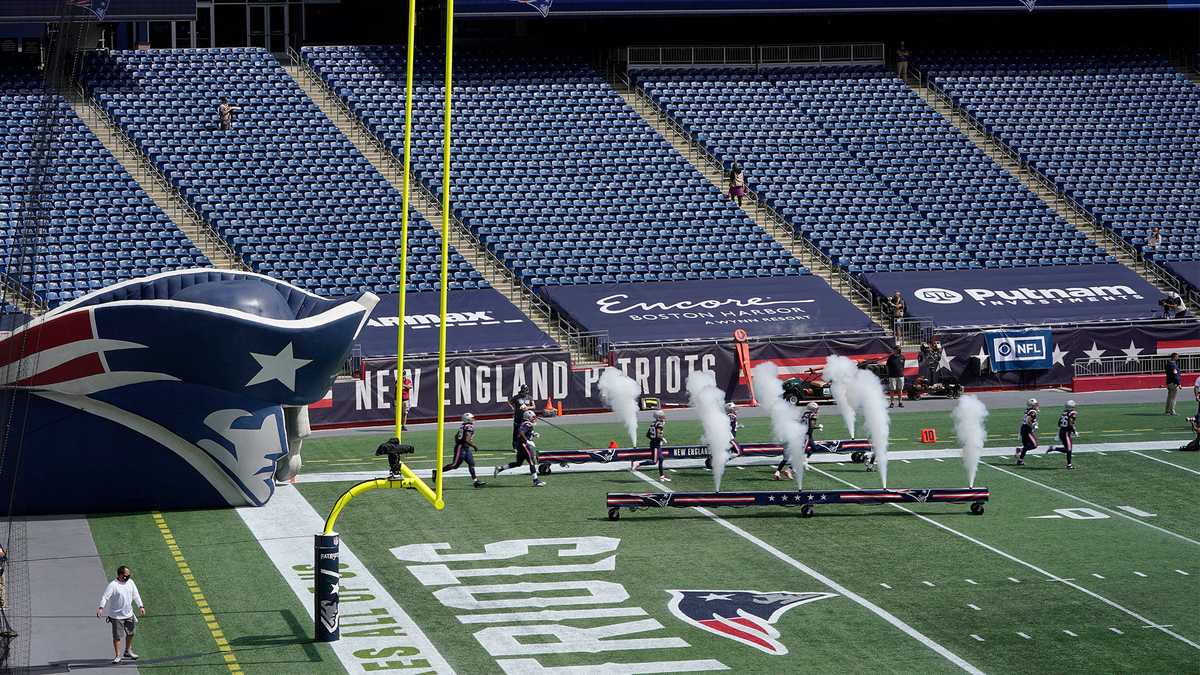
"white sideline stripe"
631,472,985,675
1063,630,1078,637
293,440,1184,485
965,579,978,585
1177,570,1190,576
809,466,1200,652
983,462,1200,547
237,486,456,674
1130,451,1200,476
1017,632,1031,640
1110,627,1124,635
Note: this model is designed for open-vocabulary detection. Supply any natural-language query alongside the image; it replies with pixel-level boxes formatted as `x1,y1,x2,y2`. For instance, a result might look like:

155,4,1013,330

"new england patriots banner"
354,290,557,357
864,264,1163,328
68,0,111,18
540,277,879,345
0,270,375,515
457,0,1168,16
985,328,1054,372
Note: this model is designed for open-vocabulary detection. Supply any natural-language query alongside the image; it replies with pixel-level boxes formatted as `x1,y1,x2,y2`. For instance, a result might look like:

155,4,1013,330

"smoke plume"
952,395,989,488
752,362,809,491
823,355,860,438
687,370,732,492
598,368,641,446
853,368,891,488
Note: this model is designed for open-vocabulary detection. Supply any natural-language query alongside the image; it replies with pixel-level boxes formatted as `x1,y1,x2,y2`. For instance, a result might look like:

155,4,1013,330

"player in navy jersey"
645,410,669,482
495,410,545,486
726,403,744,459
1014,398,1039,466
774,402,819,480
434,413,485,488
1046,400,1078,469
509,385,534,447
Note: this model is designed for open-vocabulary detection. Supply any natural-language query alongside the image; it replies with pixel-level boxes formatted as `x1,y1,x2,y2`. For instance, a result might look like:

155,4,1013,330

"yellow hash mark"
151,511,244,674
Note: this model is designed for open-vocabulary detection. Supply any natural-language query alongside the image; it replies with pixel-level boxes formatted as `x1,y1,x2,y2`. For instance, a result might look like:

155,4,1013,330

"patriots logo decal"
667,589,837,654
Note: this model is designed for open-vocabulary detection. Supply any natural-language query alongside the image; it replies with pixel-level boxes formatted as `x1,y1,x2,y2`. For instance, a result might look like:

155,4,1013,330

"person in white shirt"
96,566,145,664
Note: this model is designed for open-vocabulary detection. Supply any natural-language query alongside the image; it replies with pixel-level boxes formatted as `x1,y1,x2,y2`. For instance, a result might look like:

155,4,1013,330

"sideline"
237,485,456,674
810,466,1200,652
631,472,986,675
1129,450,1200,476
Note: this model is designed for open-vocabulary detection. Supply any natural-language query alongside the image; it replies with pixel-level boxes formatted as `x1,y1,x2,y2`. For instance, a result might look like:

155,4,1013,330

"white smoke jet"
853,368,891,488
823,355,860,438
952,395,989,488
598,368,641,446
752,362,809,491
687,370,732,492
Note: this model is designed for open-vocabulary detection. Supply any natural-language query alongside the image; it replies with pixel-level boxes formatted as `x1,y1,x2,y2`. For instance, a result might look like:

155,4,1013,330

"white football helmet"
523,410,537,422
807,402,819,412
1027,398,1039,408
1065,400,1076,410
653,410,666,419
725,402,737,412
462,413,474,423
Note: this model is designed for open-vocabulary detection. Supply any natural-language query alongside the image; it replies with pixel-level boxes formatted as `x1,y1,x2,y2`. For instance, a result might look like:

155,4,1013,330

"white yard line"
1130,451,1200,476
238,485,456,674
631,472,985,675
982,462,1200,547
809,466,1200,652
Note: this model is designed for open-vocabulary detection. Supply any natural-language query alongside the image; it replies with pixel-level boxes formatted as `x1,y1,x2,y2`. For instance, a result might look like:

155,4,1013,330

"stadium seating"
301,46,808,287
917,49,1199,270
82,48,485,296
0,66,211,308
636,65,1114,276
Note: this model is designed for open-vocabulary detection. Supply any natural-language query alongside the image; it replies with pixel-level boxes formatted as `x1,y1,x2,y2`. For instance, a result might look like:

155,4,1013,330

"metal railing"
67,81,248,272
911,63,1195,312
289,49,610,363
628,43,885,69
1073,353,1200,379
894,317,934,346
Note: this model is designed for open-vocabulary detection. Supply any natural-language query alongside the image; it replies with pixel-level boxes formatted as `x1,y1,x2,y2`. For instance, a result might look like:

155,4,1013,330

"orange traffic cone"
609,440,618,449
544,399,555,415
557,401,564,416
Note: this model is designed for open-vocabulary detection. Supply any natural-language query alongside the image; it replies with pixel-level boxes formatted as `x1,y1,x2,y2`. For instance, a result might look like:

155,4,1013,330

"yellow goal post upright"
314,0,455,643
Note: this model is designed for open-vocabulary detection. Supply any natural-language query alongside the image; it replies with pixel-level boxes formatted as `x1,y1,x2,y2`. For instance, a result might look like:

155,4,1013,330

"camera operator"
1182,415,1200,452
1159,292,1186,319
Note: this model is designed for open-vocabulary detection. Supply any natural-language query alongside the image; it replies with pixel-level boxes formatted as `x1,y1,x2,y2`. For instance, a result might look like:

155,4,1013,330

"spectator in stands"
401,374,413,431
896,42,910,81
1165,353,1181,416
889,292,907,321
217,97,241,130
96,565,145,665
1146,226,1162,250
887,345,906,409
1160,291,1185,319
728,163,747,207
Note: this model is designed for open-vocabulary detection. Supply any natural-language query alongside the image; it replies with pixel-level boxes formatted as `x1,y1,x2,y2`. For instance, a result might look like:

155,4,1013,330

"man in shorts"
97,565,146,664
886,345,906,408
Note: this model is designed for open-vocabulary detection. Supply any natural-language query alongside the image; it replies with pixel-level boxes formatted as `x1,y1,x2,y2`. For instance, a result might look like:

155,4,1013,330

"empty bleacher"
636,65,1114,276
917,49,1199,271
0,65,211,308
82,47,485,297
302,46,808,287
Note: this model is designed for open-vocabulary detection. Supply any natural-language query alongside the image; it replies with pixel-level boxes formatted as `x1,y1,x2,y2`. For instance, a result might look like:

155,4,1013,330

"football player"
509,384,534,447
1046,400,1078,469
1014,398,1039,466
434,413,485,488
726,402,744,459
644,410,670,482
494,410,545,487
774,402,820,480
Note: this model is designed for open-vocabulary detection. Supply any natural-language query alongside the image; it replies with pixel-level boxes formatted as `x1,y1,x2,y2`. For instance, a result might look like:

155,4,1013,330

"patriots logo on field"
667,589,837,655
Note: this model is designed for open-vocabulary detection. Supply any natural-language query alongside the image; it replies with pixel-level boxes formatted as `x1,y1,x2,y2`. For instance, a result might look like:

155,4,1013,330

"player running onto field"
642,410,670,482
1014,398,1039,466
1046,400,1078,469
434,413,485,488
774,402,819,480
495,410,545,486
726,402,744,460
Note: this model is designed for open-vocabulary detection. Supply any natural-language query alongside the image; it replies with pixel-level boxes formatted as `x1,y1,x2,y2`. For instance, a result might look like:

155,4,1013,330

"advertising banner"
309,335,894,428
984,328,1054,372
459,0,1174,17
354,289,557,357
1165,261,1200,295
864,264,1163,328
540,277,878,344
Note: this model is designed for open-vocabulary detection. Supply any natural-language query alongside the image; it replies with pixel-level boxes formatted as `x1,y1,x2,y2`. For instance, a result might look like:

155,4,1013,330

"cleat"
473,480,486,488
123,652,139,660
1016,459,1024,466
112,657,122,664
783,468,795,480
772,471,782,481
429,469,438,484
898,402,903,408
659,475,671,482
493,465,502,477
533,479,547,487
1066,464,1074,470
888,401,894,409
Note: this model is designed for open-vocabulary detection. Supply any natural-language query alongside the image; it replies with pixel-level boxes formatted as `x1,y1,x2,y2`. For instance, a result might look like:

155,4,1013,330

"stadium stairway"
612,78,897,336
283,60,598,364
905,68,1196,313
62,84,246,271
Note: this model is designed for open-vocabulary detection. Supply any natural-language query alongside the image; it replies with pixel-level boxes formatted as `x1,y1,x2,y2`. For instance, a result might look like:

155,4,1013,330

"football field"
87,401,1200,674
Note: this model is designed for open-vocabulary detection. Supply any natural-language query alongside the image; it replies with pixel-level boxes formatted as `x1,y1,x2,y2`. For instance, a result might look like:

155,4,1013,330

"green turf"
300,401,1196,472
295,448,1200,674
90,508,342,674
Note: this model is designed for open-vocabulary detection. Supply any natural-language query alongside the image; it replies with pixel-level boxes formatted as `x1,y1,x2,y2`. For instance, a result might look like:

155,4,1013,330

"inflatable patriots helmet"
0,269,378,515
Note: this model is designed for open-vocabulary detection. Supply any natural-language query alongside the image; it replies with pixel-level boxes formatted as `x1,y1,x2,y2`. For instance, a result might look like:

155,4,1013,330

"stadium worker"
96,565,145,665
401,374,413,430
1014,398,1039,466
495,410,545,487
1164,353,1181,416
774,402,820,480
1046,400,1078,470
1160,292,1185,319
896,41,910,80
887,345,906,409
434,413,485,488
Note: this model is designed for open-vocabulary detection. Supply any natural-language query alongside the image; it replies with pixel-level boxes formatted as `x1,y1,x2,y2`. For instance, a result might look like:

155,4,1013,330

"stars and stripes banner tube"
0,269,376,515
605,487,990,519
536,439,873,471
